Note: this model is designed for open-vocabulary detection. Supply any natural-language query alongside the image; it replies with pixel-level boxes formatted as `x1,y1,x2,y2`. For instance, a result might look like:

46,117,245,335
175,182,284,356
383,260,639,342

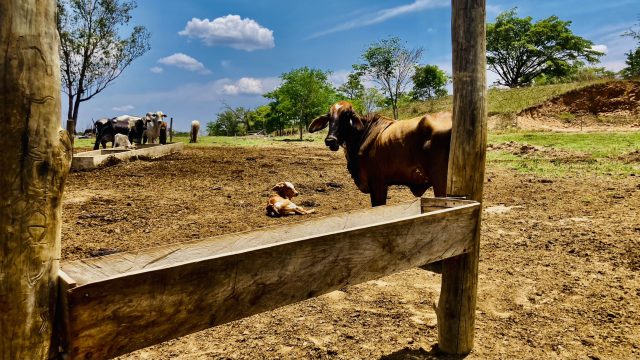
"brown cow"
308,101,451,206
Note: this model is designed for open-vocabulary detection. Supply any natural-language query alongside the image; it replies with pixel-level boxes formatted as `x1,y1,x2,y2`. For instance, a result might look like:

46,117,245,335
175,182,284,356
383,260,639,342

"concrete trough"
72,143,184,171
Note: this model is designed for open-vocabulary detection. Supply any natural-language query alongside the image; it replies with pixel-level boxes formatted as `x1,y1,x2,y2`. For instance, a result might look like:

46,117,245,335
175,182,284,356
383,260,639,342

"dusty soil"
492,81,640,131
61,144,640,359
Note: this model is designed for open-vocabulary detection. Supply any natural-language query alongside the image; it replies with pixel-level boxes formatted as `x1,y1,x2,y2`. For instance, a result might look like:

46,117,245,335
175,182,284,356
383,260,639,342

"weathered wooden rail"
1,0,487,359
72,143,184,171
58,198,480,359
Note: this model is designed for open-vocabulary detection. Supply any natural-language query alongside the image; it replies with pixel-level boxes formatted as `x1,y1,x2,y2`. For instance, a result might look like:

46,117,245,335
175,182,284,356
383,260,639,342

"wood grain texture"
62,199,424,285
60,199,479,359
437,0,487,354
0,1,72,358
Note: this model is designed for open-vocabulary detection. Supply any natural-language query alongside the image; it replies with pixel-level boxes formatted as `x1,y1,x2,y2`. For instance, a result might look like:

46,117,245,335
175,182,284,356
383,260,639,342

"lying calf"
266,182,315,217
114,133,134,149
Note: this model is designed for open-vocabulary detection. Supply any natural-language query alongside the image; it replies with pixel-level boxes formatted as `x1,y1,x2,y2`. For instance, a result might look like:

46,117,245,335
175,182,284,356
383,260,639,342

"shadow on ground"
380,345,468,360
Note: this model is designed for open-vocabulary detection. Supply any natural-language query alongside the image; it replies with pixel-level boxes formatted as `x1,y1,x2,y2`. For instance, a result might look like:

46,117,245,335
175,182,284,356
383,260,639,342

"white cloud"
112,105,135,112
221,60,231,69
150,66,164,74
158,53,212,74
591,44,608,54
179,15,275,51
308,0,449,39
220,77,279,96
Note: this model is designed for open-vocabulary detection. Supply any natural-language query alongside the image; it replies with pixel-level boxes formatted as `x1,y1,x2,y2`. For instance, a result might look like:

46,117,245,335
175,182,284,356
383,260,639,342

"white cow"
190,120,200,143
143,111,167,144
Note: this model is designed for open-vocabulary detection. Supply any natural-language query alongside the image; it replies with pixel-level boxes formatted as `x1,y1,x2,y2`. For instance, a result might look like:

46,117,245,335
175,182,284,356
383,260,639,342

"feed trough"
71,143,184,171
58,197,480,359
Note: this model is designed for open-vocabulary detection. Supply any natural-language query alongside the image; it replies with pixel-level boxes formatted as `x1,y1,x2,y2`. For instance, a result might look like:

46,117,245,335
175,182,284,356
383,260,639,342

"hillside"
393,80,640,131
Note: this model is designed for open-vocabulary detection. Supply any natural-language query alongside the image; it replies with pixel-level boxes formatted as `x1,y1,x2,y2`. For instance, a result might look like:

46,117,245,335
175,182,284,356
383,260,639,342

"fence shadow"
380,345,469,360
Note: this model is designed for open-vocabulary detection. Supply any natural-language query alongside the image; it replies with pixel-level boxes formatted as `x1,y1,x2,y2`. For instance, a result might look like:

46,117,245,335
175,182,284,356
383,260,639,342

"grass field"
487,131,640,176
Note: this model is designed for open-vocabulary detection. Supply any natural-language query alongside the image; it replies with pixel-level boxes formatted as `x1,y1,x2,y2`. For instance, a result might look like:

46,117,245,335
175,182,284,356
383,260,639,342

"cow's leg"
369,184,388,207
93,137,101,150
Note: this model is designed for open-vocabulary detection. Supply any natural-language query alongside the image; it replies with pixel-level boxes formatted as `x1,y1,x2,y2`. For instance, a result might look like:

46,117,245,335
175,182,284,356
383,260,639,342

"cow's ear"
349,113,364,131
308,114,330,133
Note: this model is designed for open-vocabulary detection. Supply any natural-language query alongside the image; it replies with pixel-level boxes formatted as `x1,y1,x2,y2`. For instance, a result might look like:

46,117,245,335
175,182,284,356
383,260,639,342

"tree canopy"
58,0,150,126
207,109,246,136
621,18,640,79
354,37,422,119
487,9,603,87
264,67,336,139
411,64,449,100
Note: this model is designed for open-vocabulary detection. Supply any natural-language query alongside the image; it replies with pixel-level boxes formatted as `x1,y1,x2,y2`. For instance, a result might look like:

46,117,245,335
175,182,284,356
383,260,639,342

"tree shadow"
380,345,468,360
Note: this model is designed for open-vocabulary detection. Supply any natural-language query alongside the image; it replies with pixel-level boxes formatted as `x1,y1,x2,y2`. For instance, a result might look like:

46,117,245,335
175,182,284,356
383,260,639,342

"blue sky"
74,0,639,131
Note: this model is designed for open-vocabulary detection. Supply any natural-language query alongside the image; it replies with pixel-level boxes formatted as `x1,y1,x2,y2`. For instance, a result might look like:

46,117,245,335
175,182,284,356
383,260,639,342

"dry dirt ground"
61,144,640,359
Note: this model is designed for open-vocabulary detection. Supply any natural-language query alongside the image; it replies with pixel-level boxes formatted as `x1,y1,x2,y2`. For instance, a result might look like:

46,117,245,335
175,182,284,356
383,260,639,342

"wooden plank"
62,199,424,285
60,199,480,359
437,0,487,355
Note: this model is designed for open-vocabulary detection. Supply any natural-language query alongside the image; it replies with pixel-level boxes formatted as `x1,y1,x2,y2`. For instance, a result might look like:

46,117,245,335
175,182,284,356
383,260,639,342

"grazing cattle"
143,111,167,144
308,101,452,207
94,115,147,149
112,115,145,144
266,182,315,217
190,120,200,143
159,121,168,145
93,118,123,149
114,133,134,148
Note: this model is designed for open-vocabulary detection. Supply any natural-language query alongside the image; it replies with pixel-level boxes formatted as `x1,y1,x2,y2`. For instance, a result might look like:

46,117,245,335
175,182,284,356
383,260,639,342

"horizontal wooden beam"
59,198,480,359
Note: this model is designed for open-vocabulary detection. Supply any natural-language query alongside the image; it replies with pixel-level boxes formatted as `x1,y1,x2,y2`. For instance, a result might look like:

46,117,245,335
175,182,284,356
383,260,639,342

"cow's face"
272,182,299,199
308,101,363,151
145,111,167,126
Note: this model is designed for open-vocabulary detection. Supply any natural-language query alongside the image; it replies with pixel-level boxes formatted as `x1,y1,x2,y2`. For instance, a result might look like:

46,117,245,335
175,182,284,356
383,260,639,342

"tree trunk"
0,1,72,358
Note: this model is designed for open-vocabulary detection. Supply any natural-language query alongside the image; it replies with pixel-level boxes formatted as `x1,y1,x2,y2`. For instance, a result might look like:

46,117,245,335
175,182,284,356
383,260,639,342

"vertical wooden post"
436,0,487,354
0,1,72,358
170,117,174,143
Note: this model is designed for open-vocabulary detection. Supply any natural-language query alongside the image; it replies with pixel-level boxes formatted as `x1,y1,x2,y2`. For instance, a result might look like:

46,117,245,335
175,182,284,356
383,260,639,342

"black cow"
93,116,146,150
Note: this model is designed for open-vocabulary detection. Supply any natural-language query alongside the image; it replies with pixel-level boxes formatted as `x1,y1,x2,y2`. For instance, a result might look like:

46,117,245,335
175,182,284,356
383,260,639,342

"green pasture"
487,131,640,176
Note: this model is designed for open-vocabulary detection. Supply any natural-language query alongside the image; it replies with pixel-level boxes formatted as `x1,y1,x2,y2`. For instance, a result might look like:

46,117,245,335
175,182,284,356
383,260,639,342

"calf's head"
272,182,299,199
308,101,363,151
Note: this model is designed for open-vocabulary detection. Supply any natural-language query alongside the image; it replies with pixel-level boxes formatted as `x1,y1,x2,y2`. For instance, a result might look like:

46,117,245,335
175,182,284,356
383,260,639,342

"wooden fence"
0,0,486,359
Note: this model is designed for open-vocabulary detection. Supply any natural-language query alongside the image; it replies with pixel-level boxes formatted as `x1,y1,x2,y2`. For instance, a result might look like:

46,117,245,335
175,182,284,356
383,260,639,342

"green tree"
264,67,336,140
338,72,365,100
58,0,150,130
354,37,423,119
621,19,640,79
360,87,386,114
621,49,640,79
221,102,253,132
412,64,449,100
249,105,271,133
207,110,246,136
264,99,291,135
487,9,603,87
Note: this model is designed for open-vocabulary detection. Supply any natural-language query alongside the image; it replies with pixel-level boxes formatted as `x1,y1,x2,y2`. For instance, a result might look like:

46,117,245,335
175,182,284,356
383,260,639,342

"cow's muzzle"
325,136,339,151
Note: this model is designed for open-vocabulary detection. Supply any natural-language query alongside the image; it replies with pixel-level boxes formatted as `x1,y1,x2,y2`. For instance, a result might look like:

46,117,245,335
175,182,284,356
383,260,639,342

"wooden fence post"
436,0,487,354
0,1,71,358
170,117,174,143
